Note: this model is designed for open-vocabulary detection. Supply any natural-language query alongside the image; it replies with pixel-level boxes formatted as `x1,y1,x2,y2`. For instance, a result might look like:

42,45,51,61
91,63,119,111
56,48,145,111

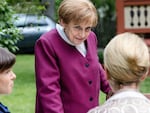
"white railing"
124,5,150,29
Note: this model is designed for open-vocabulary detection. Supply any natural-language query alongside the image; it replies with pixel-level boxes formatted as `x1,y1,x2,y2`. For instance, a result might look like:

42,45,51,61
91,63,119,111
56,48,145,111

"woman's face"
61,21,93,45
0,68,16,94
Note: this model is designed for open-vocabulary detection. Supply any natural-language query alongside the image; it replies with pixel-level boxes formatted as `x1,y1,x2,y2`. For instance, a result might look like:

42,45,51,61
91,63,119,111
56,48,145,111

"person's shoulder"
35,28,62,49
0,102,10,113
37,28,60,44
89,31,96,37
88,96,150,113
87,106,101,113
40,29,59,39
87,31,97,45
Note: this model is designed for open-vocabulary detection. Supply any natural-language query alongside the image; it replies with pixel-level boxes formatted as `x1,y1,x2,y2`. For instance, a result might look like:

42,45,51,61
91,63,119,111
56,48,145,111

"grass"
0,55,150,112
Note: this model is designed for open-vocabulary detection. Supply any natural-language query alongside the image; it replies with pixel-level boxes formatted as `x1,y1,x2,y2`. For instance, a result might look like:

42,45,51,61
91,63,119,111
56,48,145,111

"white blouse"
56,24,86,57
87,89,150,113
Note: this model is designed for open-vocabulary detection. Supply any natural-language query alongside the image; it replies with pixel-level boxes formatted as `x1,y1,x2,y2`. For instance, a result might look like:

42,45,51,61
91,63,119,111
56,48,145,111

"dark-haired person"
0,47,16,113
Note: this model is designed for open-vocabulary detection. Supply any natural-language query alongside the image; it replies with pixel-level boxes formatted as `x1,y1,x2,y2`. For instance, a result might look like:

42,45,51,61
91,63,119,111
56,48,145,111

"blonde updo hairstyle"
104,32,150,91
58,0,98,27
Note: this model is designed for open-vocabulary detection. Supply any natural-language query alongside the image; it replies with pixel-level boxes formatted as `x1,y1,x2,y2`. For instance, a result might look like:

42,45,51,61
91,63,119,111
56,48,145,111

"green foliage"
93,0,116,48
7,1,45,15
6,0,40,4
97,0,115,20
98,49,104,64
55,0,61,21
0,0,22,52
91,0,101,9
1,0,45,53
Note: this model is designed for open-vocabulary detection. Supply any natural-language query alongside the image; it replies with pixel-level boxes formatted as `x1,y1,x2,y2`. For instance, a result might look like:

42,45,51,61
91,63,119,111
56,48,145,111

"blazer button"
85,63,89,67
88,80,92,85
89,97,93,101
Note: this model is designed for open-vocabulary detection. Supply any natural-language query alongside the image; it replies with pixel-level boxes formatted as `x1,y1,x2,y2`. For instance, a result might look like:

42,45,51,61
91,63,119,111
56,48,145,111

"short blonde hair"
104,32,150,89
58,0,98,27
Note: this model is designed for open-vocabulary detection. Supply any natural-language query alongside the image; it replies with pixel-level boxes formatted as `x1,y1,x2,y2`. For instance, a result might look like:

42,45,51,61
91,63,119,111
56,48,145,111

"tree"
0,0,22,53
40,0,55,19
92,0,116,48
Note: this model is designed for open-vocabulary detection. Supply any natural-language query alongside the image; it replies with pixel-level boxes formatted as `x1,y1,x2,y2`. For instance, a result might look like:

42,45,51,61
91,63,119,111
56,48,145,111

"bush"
93,18,116,48
92,0,116,48
98,49,104,64
0,0,22,52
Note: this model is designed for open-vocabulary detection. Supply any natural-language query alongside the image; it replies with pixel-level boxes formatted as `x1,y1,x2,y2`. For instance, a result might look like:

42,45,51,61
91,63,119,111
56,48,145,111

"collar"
107,89,148,102
56,23,74,46
56,23,86,57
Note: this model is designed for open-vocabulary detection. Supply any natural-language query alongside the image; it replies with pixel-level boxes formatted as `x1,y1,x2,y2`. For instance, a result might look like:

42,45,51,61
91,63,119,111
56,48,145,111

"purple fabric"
35,29,111,113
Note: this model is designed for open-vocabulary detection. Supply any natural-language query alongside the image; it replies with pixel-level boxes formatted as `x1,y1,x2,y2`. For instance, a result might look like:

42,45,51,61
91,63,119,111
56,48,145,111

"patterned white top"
87,89,150,113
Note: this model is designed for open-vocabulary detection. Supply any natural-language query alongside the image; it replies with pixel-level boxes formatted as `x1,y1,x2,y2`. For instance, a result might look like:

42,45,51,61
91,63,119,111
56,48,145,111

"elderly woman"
88,32,150,113
35,0,111,113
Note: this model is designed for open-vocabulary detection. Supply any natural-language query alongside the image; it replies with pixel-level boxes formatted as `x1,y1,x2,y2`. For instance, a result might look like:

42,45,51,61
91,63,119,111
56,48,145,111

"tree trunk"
41,0,55,19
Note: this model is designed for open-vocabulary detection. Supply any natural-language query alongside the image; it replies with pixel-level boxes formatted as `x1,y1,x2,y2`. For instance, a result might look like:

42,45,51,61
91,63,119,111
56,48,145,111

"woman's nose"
80,30,86,38
11,71,16,80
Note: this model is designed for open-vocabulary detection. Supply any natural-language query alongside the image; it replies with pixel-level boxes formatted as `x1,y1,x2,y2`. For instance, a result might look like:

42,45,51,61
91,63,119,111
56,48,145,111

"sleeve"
35,37,64,113
99,63,112,95
91,31,113,99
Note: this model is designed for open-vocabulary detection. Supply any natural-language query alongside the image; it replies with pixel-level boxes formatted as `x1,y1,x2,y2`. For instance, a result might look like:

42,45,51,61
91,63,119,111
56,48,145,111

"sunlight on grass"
140,76,150,93
99,91,106,104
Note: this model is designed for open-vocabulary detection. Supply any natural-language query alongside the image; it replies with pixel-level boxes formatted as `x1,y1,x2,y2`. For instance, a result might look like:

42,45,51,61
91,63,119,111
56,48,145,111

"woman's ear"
59,19,66,27
140,73,147,81
104,67,110,80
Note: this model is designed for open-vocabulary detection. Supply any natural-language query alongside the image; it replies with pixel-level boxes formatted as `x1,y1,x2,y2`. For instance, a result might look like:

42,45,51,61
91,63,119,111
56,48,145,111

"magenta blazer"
35,29,111,113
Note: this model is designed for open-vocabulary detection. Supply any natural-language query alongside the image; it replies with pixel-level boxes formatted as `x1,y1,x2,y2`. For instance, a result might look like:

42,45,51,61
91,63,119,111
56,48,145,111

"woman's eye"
85,27,91,32
73,26,92,32
4,69,11,74
74,26,81,30
5,71,10,74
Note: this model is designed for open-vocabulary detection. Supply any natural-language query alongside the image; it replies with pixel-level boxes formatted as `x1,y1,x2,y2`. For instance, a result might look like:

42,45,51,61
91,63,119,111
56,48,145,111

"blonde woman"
35,0,111,113
88,32,150,113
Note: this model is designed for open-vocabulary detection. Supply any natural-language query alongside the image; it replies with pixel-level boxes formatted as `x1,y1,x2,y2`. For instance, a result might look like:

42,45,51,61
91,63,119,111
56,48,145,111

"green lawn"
0,55,150,113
